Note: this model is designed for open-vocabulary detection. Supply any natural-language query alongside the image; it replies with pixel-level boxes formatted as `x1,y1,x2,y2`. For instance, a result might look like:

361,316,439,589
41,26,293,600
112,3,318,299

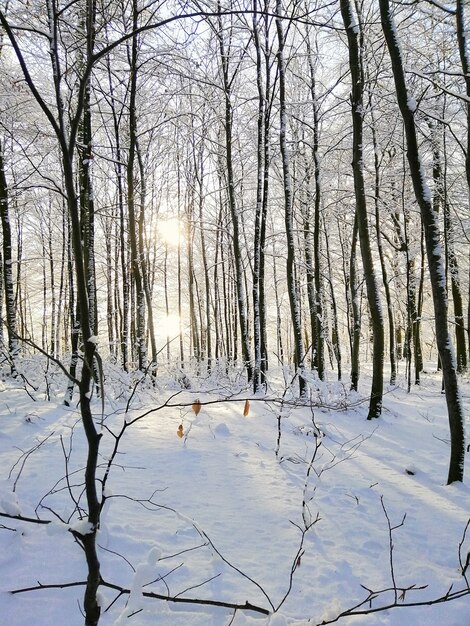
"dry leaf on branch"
177,424,184,438
192,400,202,415
243,399,250,417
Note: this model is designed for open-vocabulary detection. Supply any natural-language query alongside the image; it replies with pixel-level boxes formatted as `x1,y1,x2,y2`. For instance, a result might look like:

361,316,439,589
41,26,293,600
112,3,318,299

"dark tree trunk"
324,217,342,380
0,139,18,370
456,0,470,367
252,0,265,392
349,214,361,392
136,142,157,367
369,102,397,386
306,31,325,380
106,53,129,371
276,0,305,394
380,0,465,483
341,0,384,419
126,4,146,371
217,6,253,382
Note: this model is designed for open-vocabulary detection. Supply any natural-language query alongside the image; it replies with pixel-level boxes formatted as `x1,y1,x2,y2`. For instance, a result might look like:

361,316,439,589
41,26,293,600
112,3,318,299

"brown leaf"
192,400,202,415
243,399,250,417
177,424,184,438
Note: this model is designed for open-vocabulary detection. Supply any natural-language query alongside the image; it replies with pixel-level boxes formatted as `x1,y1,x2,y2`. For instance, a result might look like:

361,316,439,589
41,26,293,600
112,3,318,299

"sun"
157,314,181,339
157,217,182,247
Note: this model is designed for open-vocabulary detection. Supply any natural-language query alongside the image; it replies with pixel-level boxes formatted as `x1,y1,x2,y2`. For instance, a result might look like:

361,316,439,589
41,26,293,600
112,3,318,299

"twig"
0,512,51,524
318,583,470,624
9,431,55,492
195,526,275,612
174,572,221,597
459,518,470,585
60,428,85,518
381,496,406,604
97,544,136,573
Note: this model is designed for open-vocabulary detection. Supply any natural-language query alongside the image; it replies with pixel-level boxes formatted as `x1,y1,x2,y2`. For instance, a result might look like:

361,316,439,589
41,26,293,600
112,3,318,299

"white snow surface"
0,364,469,625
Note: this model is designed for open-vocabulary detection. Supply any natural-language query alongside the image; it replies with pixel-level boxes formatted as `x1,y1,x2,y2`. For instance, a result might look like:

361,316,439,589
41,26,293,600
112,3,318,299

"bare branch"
9,578,271,616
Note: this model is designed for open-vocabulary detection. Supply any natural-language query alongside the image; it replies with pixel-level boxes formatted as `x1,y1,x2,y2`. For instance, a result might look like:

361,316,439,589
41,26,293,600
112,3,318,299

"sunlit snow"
0,364,468,625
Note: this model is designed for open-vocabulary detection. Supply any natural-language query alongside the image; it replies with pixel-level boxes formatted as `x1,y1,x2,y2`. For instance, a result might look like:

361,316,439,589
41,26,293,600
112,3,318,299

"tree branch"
9,577,271,616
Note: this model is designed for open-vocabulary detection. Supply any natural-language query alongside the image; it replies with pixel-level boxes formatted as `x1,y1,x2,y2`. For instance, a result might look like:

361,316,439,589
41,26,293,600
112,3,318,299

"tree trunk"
259,3,271,381
349,214,361,391
0,139,18,371
252,0,265,391
136,141,157,367
306,30,325,380
217,6,253,382
341,0,384,419
456,0,470,368
276,0,305,394
324,217,342,380
380,0,465,482
126,3,146,371
105,52,129,371
369,100,397,385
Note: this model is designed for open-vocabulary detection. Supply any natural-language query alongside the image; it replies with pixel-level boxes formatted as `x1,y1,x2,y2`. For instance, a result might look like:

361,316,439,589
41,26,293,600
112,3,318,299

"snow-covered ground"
0,362,469,625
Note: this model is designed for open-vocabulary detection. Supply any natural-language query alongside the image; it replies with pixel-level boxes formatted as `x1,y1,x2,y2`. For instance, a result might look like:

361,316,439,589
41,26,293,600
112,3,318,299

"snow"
418,159,432,203
0,490,21,516
407,95,417,112
69,519,94,535
0,363,469,625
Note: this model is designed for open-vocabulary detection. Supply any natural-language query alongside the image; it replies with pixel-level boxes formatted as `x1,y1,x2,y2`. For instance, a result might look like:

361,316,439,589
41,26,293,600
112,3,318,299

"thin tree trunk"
440,122,467,372
176,151,185,370
55,205,67,358
306,30,325,380
323,217,342,380
136,141,157,367
252,0,265,391
272,236,285,365
456,0,470,367
0,139,18,370
105,52,129,371
341,0,384,418
276,0,305,394
104,216,115,360
217,6,253,382
194,117,212,371
259,2,271,380
370,101,396,385
64,213,79,406
349,214,361,391
126,2,146,371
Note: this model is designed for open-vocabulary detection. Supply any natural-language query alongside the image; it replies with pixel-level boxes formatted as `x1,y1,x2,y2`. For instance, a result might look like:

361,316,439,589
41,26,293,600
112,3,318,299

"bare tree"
379,0,465,483
0,138,18,371
340,0,384,418
276,0,305,394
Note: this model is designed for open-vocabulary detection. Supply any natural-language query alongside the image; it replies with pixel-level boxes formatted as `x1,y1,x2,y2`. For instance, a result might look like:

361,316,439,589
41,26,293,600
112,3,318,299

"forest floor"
0,360,469,625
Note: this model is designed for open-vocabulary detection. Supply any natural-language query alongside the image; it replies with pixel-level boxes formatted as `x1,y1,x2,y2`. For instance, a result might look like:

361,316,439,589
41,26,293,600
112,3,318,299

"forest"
0,0,469,625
